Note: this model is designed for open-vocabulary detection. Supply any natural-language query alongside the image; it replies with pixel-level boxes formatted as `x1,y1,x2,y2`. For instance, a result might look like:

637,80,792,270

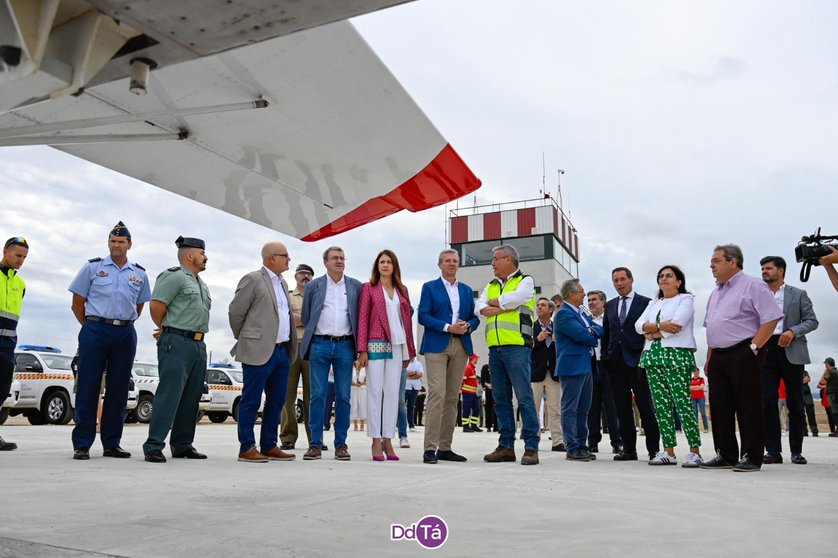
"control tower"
448,196,580,361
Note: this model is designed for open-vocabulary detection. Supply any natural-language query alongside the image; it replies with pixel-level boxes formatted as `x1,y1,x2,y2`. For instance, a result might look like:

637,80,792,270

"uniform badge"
97,271,109,277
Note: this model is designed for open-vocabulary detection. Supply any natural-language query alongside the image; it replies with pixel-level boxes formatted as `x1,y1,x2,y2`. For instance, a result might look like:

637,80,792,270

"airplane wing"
0,3,480,241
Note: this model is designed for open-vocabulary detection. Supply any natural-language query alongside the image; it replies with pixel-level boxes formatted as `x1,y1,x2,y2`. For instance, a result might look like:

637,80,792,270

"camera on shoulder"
795,227,838,281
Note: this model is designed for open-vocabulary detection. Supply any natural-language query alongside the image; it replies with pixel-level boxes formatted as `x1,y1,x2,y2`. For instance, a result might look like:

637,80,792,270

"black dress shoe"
589,445,599,453
103,446,132,458
611,445,623,454
436,450,467,462
471,426,483,432
73,448,90,460
699,452,734,469
172,448,207,459
551,443,566,452
144,450,167,463
762,453,783,464
733,456,761,472
791,454,808,465
613,451,638,461
423,450,438,464
0,436,17,451
280,442,295,451
320,443,329,450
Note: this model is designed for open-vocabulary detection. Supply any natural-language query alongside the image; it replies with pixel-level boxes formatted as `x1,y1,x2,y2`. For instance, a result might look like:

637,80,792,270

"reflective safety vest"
484,271,535,348
0,268,25,338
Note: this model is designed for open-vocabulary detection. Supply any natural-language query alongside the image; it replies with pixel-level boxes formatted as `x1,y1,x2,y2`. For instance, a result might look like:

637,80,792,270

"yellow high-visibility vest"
484,271,535,348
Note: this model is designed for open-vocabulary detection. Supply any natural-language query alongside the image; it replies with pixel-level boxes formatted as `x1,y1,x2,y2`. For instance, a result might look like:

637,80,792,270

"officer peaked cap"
175,236,205,249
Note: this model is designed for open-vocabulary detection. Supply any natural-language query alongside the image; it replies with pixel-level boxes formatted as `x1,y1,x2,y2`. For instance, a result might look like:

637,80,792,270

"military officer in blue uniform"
143,236,211,463
69,222,151,460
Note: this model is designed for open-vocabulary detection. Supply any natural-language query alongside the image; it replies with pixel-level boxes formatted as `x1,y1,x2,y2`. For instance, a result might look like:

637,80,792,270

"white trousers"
366,344,405,439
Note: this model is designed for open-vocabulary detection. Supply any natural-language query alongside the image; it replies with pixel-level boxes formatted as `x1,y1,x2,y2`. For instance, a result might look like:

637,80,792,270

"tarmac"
1,419,837,558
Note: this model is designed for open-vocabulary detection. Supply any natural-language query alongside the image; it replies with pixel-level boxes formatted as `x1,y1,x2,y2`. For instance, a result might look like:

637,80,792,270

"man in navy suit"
602,267,660,461
300,246,362,461
553,279,603,461
418,249,480,464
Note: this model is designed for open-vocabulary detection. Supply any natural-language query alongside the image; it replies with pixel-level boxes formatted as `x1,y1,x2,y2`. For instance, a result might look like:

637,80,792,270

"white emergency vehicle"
0,379,21,425
205,363,263,423
128,361,212,423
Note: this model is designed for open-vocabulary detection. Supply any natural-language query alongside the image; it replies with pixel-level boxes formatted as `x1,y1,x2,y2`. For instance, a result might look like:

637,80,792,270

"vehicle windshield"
39,354,73,370
133,364,159,377
229,370,244,383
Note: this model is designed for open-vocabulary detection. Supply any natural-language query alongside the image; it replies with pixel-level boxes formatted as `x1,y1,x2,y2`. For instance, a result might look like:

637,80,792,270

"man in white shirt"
229,242,298,463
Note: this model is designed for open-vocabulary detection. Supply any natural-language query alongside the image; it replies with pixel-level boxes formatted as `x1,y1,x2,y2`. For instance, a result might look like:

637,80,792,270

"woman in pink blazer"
357,249,416,461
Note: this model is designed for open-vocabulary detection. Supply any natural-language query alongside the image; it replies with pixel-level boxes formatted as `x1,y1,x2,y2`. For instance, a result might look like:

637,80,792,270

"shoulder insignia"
88,257,102,263
168,266,180,272
135,263,146,271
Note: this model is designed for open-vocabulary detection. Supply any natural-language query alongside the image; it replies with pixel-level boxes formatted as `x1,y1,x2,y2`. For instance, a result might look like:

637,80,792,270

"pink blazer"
357,282,416,359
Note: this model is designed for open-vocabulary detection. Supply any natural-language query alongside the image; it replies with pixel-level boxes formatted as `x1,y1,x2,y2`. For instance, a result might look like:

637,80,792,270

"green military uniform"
143,263,211,455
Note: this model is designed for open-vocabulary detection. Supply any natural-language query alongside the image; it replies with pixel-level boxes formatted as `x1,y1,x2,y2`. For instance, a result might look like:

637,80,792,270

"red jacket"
462,361,478,394
357,282,416,359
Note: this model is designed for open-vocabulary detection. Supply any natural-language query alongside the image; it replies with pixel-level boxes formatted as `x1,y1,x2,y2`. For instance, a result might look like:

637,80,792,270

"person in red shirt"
690,368,709,433
461,355,481,432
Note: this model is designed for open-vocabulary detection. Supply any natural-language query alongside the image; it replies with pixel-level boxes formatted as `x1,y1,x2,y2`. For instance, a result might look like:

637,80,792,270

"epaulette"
168,266,180,272
88,257,102,263
135,263,146,271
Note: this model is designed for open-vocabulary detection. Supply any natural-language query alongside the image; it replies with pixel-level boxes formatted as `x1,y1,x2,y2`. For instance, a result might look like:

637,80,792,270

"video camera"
795,228,838,282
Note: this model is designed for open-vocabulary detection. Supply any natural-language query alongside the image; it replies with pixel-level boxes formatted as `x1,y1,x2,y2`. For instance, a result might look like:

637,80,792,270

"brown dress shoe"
483,445,516,463
335,444,351,461
303,446,322,460
262,447,295,461
238,448,268,463
521,449,539,465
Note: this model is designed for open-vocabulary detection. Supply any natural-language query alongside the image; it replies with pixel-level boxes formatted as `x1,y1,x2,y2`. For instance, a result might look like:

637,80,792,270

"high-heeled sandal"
372,440,385,462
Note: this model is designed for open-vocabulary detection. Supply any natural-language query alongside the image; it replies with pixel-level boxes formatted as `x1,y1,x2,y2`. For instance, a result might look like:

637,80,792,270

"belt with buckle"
162,326,205,342
86,316,134,326
713,338,751,353
314,334,353,342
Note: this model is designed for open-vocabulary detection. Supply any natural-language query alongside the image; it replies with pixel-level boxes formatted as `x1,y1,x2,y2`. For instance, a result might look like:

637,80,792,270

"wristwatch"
749,342,759,352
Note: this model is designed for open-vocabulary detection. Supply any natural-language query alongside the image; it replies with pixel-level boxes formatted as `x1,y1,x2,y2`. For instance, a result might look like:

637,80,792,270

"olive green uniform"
143,265,211,454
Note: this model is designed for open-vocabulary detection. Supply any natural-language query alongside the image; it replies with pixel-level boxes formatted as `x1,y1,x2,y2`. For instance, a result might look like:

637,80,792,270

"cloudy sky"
2,0,836,377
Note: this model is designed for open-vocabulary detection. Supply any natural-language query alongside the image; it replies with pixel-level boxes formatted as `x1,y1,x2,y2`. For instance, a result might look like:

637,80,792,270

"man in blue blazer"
300,246,362,461
418,249,481,464
553,279,603,461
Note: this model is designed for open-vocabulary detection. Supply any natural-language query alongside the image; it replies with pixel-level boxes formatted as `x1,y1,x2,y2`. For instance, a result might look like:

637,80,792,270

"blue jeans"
692,397,708,430
560,373,593,452
308,338,354,448
323,381,335,429
489,346,539,450
238,344,290,453
397,366,408,437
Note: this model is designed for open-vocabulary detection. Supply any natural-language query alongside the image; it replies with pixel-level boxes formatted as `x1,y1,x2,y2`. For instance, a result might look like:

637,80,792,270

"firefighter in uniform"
143,236,211,463
476,244,540,465
69,222,151,460
0,237,29,451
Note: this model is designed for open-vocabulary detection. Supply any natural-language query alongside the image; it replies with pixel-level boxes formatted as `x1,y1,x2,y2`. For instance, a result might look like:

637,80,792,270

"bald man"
228,242,298,463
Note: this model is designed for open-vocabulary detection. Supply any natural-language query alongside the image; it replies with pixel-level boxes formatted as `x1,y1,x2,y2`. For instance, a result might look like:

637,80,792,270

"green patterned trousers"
640,341,701,449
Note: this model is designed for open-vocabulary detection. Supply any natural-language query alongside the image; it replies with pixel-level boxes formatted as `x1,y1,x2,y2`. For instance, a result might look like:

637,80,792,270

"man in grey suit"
229,241,298,463
760,256,819,465
300,246,362,461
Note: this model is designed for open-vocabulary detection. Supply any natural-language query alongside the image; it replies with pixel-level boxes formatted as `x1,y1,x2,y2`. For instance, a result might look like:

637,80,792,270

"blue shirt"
68,256,152,321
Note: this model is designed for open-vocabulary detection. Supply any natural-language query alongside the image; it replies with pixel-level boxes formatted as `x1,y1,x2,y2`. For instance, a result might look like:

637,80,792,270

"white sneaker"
409,427,418,433
648,451,677,466
682,452,703,468
399,437,410,448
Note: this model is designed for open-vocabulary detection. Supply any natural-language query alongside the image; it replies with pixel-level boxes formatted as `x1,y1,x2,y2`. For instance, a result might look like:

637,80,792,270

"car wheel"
42,390,72,425
26,410,46,425
296,399,304,423
136,394,154,423
208,412,227,424
0,407,9,425
232,399,240,423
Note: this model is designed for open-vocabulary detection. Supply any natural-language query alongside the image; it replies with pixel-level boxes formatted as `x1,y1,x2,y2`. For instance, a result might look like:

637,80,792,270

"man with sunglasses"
1,236,29,451
280,263,314,450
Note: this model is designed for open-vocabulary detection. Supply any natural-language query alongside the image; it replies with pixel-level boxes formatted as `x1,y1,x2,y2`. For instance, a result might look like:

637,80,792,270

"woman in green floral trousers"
635,265,703,468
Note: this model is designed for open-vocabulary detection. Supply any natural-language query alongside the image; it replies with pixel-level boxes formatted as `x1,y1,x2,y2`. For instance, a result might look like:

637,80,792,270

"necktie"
618,296,628,326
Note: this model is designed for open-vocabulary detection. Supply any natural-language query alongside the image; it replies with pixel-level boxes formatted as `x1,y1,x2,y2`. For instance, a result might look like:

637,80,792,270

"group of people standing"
1,226,836,474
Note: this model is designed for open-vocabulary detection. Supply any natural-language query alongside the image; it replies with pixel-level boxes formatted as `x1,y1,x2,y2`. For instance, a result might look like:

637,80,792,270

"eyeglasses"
657,272,676,280
328,256,346,261
491,255,509,262
296,271,312,276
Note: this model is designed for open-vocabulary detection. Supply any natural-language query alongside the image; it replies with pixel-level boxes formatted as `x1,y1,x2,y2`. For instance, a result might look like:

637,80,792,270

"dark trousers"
280,354,310,445
143,334,206,454
0,350,14,414
707,343,767,466
238,344,290,453
588,360,621,449
762,336,805,456
607,359,659,455
803,401,818,435
72,321,136,450
405,388,419,429
560,373,593,452
484,389,497,430
415,394,426,425
462,392,480,424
